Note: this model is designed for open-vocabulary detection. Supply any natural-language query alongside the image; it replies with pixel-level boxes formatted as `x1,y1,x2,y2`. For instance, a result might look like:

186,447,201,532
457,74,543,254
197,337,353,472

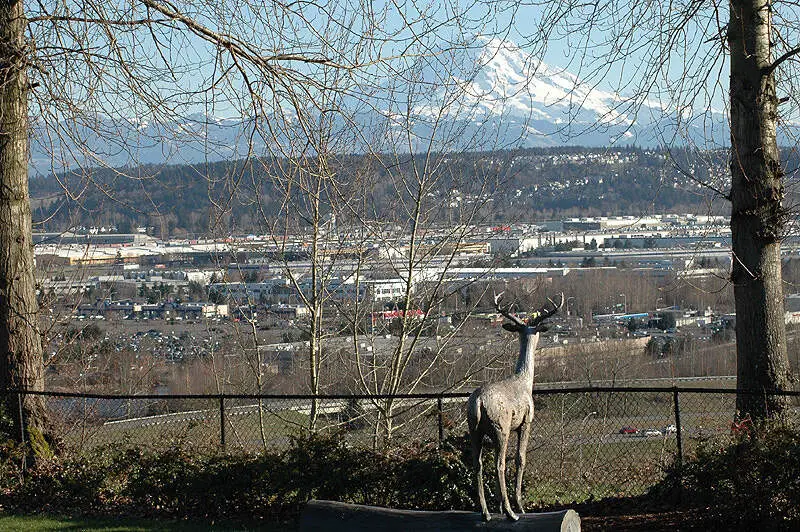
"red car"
619,426,638,434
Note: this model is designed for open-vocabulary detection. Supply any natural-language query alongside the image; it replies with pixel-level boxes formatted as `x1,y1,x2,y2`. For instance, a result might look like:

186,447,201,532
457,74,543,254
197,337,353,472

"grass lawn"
60,405,309,453
0,515,293,532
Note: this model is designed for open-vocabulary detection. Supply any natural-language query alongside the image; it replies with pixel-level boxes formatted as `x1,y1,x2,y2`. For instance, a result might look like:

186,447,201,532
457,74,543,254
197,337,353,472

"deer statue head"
494,291,564,335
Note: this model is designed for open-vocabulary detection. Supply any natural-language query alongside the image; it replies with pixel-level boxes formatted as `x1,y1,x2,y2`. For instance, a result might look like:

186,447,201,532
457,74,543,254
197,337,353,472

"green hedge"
1,433,474,522
657,425,800,528
6,425,799,527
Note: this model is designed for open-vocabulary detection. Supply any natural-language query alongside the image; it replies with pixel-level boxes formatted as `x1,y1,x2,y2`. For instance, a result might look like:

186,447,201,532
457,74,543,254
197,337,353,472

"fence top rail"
2,386,799,401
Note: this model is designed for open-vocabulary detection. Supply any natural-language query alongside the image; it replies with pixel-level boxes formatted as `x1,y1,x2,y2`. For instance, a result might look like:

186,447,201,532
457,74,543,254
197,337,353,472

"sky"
28,0,800,165
25,1,729,118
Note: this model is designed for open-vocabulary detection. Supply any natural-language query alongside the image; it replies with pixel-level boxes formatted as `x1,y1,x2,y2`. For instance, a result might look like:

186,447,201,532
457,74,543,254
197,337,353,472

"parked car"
663,424,677,434
619,426,638,434
642,429,662,437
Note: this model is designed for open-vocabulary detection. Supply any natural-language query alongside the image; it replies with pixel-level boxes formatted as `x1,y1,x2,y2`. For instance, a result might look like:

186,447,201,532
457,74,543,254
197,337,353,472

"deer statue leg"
471,430,492,521
515,421,531,513
494,428,519,521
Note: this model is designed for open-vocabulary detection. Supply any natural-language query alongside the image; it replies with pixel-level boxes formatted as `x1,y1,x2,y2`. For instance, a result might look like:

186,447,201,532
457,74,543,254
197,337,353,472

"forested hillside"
29,147,734,237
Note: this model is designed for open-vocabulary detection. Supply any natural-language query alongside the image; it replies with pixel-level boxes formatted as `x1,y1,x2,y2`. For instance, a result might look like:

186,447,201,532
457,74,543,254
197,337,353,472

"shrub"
659,424,800,528
122,446,286,519
1,432,477,522
5,445,124,515
389,437,473,510
274,432,473,514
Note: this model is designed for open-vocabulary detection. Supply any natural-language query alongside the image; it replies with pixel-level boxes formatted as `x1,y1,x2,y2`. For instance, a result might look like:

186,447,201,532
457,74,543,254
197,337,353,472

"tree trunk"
0,0,50,456
728,0,791,420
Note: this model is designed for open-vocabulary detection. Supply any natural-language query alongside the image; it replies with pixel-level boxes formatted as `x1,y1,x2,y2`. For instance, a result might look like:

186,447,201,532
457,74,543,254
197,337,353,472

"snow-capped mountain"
448,38,636,126
28,38,725,172
407,37,725,149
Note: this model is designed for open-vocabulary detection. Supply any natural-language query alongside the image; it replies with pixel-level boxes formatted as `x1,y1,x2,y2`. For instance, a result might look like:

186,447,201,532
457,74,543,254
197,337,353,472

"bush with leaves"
4,446,124,514
658,424,800,528
390,437,474,510
1,432,477,522
273,432,473,514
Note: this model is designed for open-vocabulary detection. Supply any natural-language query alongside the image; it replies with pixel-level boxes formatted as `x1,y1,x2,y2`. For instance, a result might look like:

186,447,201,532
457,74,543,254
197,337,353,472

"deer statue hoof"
506,511,520,521
482,512,492,522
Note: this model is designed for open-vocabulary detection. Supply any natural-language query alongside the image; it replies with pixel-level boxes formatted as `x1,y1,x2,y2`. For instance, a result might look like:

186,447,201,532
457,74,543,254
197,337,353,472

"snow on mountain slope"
413,37,654,140
451,37,728,148
464,38,633,124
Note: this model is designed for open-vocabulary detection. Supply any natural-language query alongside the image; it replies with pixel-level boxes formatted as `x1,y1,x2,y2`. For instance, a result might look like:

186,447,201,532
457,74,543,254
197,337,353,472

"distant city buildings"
32,213,739,267
34,214,800,332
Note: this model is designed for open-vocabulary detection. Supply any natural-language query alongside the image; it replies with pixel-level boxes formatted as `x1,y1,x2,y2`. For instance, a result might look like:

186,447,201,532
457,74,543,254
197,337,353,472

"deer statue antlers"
494,290,564,330
527,293,564,327
493,291,526,327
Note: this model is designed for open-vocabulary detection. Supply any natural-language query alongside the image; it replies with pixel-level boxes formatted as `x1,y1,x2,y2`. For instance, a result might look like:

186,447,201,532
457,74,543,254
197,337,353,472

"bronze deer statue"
467,292,563,521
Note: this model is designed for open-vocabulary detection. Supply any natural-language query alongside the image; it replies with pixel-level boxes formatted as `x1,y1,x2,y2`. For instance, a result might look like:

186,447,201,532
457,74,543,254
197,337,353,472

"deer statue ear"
502,323,519,332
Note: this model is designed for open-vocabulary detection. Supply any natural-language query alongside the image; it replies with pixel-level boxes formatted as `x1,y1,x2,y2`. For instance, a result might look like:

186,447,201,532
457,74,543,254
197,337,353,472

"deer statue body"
467,293,563,521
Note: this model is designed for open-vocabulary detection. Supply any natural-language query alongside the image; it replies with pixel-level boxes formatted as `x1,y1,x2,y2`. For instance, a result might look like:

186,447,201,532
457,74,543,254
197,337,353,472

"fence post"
672,388,683,468
15,391,27,470
219,395,226,450
437,396,444,447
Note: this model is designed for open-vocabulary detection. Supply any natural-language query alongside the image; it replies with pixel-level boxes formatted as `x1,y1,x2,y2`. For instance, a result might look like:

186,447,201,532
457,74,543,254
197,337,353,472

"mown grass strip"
0,515,290,531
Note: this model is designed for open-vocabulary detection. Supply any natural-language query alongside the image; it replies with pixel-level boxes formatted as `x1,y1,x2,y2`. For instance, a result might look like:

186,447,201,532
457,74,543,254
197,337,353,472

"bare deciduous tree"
519,0,797,419
2,0,528,457
1,0,49,456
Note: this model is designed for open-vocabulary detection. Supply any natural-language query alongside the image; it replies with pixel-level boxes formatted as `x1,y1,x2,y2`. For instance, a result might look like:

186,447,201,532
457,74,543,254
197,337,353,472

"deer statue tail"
467,389,482,432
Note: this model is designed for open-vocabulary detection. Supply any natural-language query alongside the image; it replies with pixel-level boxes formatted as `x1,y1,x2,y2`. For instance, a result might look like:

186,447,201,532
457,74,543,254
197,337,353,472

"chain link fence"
5,387,800,502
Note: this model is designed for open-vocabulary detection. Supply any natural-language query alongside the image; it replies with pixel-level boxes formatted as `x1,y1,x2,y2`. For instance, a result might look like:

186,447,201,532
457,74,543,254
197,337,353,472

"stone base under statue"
300,500,581,531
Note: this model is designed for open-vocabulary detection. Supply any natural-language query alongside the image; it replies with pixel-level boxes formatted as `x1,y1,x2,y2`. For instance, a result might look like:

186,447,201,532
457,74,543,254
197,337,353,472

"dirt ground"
554,497,728,532
582,508,714,531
